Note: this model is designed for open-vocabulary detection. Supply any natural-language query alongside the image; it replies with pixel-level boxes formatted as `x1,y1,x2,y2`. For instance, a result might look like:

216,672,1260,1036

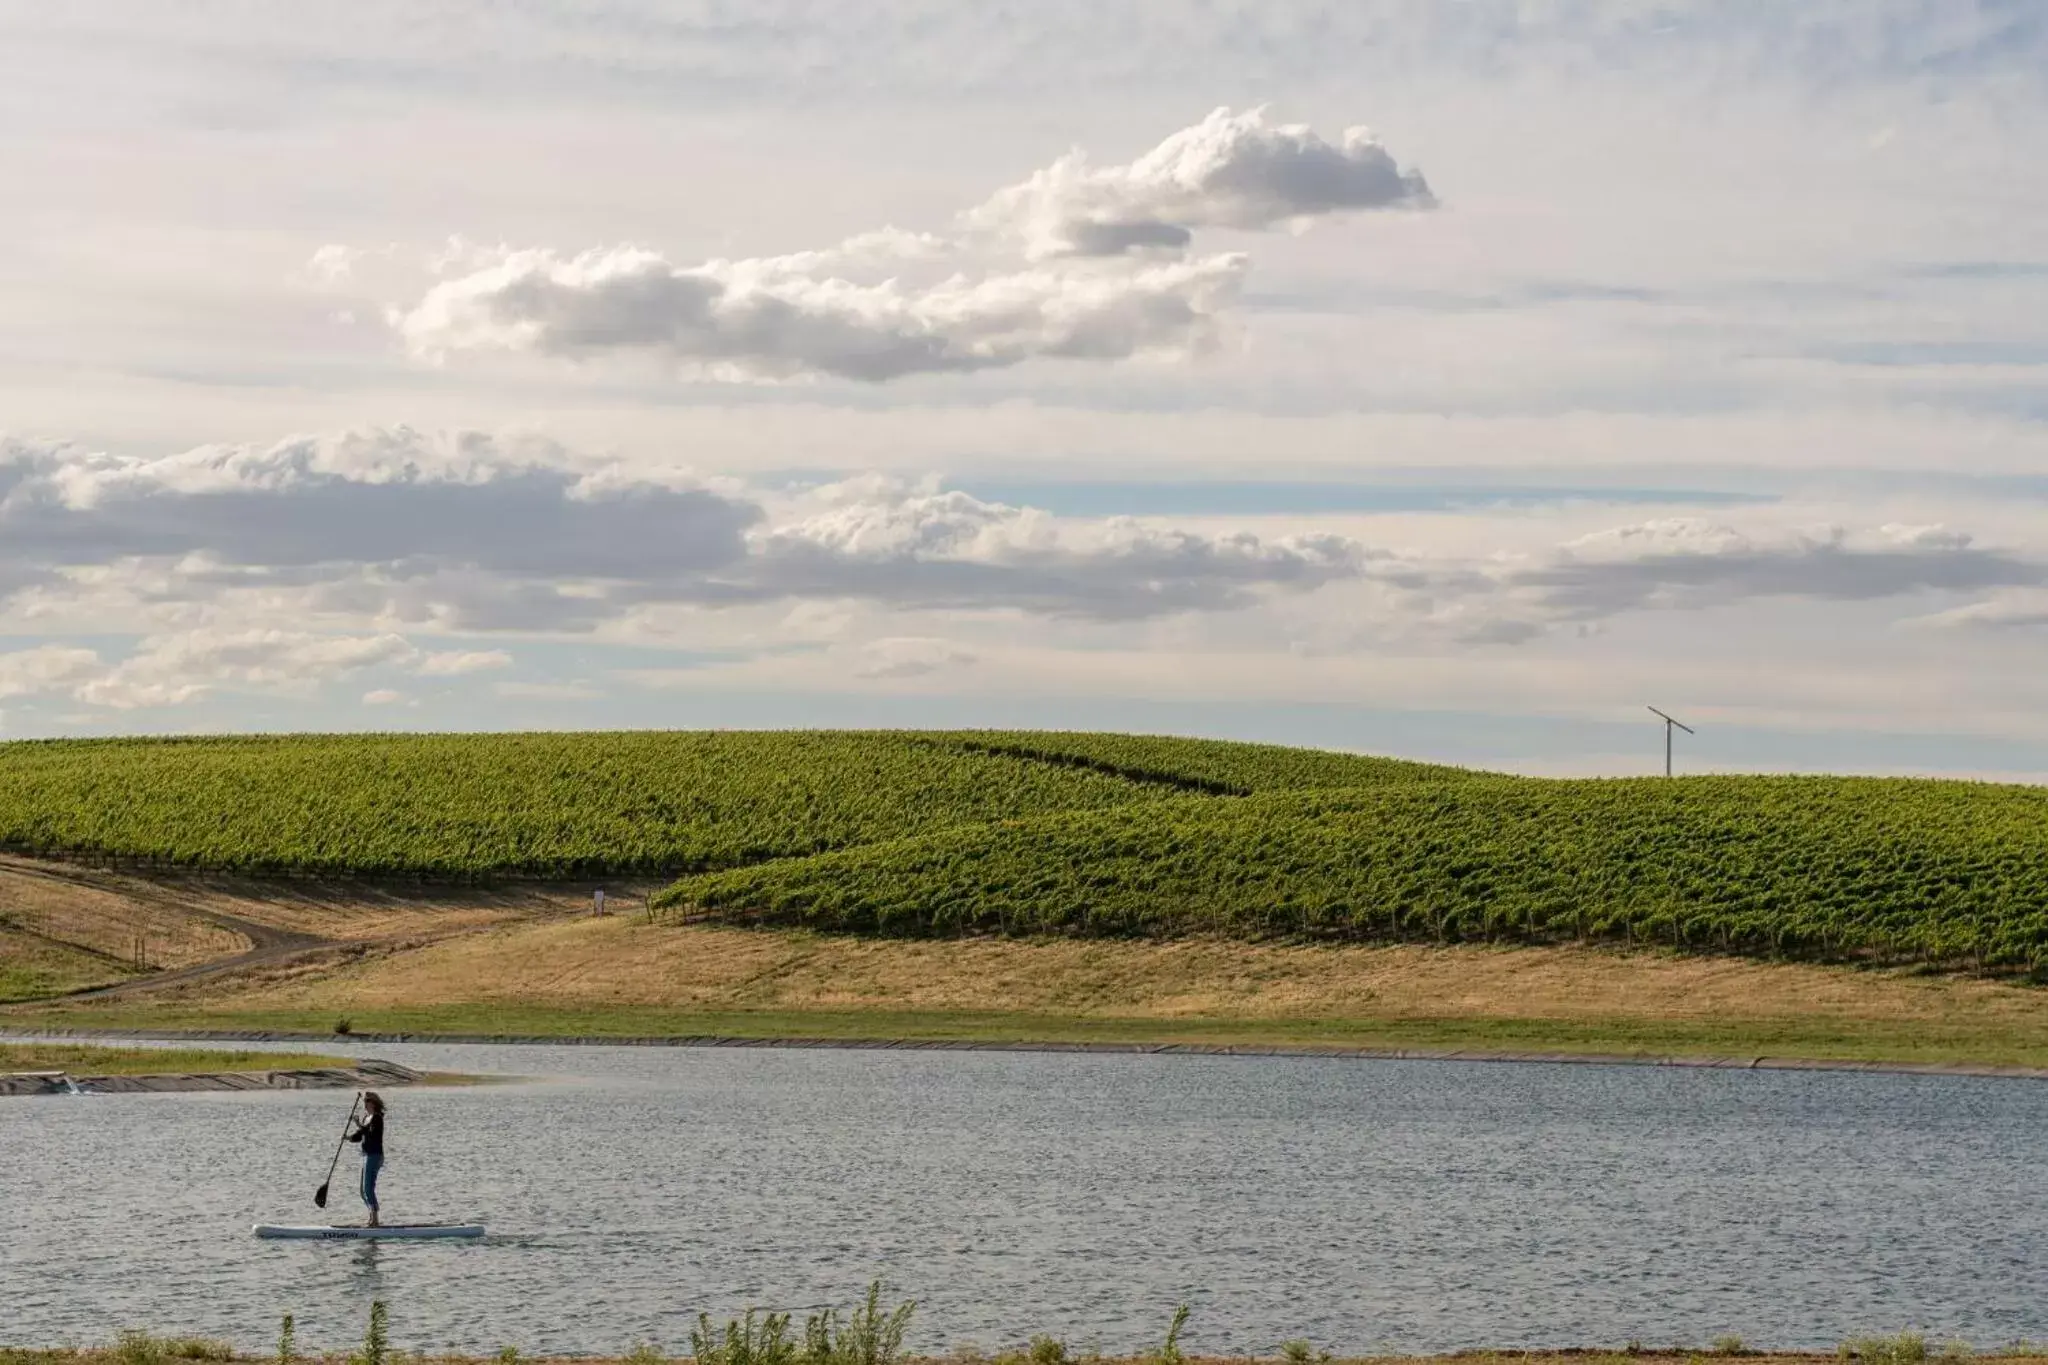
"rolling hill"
1,730,2043,977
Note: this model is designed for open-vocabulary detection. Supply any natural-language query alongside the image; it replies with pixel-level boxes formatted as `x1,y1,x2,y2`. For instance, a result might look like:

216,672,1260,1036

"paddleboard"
253,1222,484,1241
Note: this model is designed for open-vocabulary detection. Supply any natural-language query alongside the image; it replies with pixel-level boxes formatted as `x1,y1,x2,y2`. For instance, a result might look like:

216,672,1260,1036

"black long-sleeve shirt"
346,1112,384,1157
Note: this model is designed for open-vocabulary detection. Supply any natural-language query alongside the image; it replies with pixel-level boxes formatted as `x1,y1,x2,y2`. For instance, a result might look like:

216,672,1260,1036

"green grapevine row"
0,730,1443,878
659,776,2048,974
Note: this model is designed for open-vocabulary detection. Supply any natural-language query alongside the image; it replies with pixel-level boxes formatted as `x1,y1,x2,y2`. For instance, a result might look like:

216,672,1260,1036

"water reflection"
349,1242,384,1295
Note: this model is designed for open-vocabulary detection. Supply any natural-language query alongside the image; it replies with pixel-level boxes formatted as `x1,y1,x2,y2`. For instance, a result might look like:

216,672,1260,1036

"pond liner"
0,1058,425,1097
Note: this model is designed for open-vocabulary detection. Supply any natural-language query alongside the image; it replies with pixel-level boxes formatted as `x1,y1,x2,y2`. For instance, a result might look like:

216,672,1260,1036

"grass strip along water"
0,1297,2013,1365
25,1000,2048,1074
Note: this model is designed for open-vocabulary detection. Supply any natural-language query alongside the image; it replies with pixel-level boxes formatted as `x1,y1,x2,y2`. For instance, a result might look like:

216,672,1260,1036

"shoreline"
0,1355,1976,1363
12,1024,2048,1083
0,1056,464,1097
0,1346,2012,1364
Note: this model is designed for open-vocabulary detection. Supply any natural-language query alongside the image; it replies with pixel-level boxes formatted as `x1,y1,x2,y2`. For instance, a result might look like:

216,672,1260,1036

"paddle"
313,1092,362,1210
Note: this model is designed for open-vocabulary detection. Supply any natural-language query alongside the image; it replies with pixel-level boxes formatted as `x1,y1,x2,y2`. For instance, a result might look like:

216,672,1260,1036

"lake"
6,1040,2046,1356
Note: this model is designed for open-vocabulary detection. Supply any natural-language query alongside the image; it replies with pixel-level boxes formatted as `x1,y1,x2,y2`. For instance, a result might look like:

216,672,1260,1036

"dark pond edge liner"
0,1057,426,1096
6,1027,2047,1082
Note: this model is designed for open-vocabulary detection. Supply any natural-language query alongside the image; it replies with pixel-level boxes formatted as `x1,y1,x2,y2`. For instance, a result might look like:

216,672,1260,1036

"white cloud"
968,106,1433,260
387,107,1429,382
416,648,513,675
10,429,2048,652
397,245,1245,382
306,243,363,286
851,636,979,679
0,428,758,631
7,423,2048,748
0,646,102,699
1509,518,2046,621
1906,591,2048,632
76,629,417,710
737,479,1382,618
0,429,1408,629
361,687,408,705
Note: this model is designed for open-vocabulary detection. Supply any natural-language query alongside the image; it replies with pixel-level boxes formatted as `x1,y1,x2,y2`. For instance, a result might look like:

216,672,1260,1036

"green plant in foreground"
625,1345,667,1365
820,1281,916,1365
112,1333,161,1365
1028,1336,1069,1365
351,1301,388,1365
110,1334,230,1365
277,1316,295,1365
1280,1339,1329,1364
692,1310,795,1365
1712,1336,1747,1355
1842,1333,1931,1365
690,1282,916,1365
1153,1306,1190,1365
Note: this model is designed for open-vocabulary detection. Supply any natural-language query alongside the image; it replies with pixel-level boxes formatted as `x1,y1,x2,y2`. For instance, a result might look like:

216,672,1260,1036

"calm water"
6,1040,2047,1356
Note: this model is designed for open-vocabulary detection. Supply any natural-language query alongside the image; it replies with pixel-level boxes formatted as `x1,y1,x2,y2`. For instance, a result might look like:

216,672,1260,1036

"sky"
2,1,2046,778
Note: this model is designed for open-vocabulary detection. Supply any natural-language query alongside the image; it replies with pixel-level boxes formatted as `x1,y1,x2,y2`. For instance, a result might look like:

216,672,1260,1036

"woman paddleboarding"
344,1092,387,1226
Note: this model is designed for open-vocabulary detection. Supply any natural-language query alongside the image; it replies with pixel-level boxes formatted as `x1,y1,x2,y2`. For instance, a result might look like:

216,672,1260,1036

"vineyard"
657,775,2048,975
0,731,1449,878
931,730,1474,794
3,730,2044,977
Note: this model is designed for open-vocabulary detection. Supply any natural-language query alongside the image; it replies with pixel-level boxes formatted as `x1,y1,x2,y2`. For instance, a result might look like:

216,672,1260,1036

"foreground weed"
1843,1334,1931,1365
108,1334,227,1365
1153,1305,1190,1365
278,1316,296,1365
113,1333,164,1365
1713,1337,1748,1356
805,1281,916,1365
351,1301,389,1365
693,1310,796,1365
625,1345,667,1365
1279,1340,1329,1365
1028,1337,1068,1365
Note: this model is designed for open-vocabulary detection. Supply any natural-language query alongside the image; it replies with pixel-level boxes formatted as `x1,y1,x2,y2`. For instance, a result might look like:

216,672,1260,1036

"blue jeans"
360,1153,383,1212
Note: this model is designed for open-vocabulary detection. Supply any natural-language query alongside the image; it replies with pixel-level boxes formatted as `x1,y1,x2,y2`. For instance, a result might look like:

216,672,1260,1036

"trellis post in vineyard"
1647,706,1695,778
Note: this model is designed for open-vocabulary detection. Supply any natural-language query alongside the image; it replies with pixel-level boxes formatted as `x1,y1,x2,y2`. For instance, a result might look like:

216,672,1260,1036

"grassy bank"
24,1001,2048,1072
0,926,135,1002
20,920,2048,1070
0,1042,349,1076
